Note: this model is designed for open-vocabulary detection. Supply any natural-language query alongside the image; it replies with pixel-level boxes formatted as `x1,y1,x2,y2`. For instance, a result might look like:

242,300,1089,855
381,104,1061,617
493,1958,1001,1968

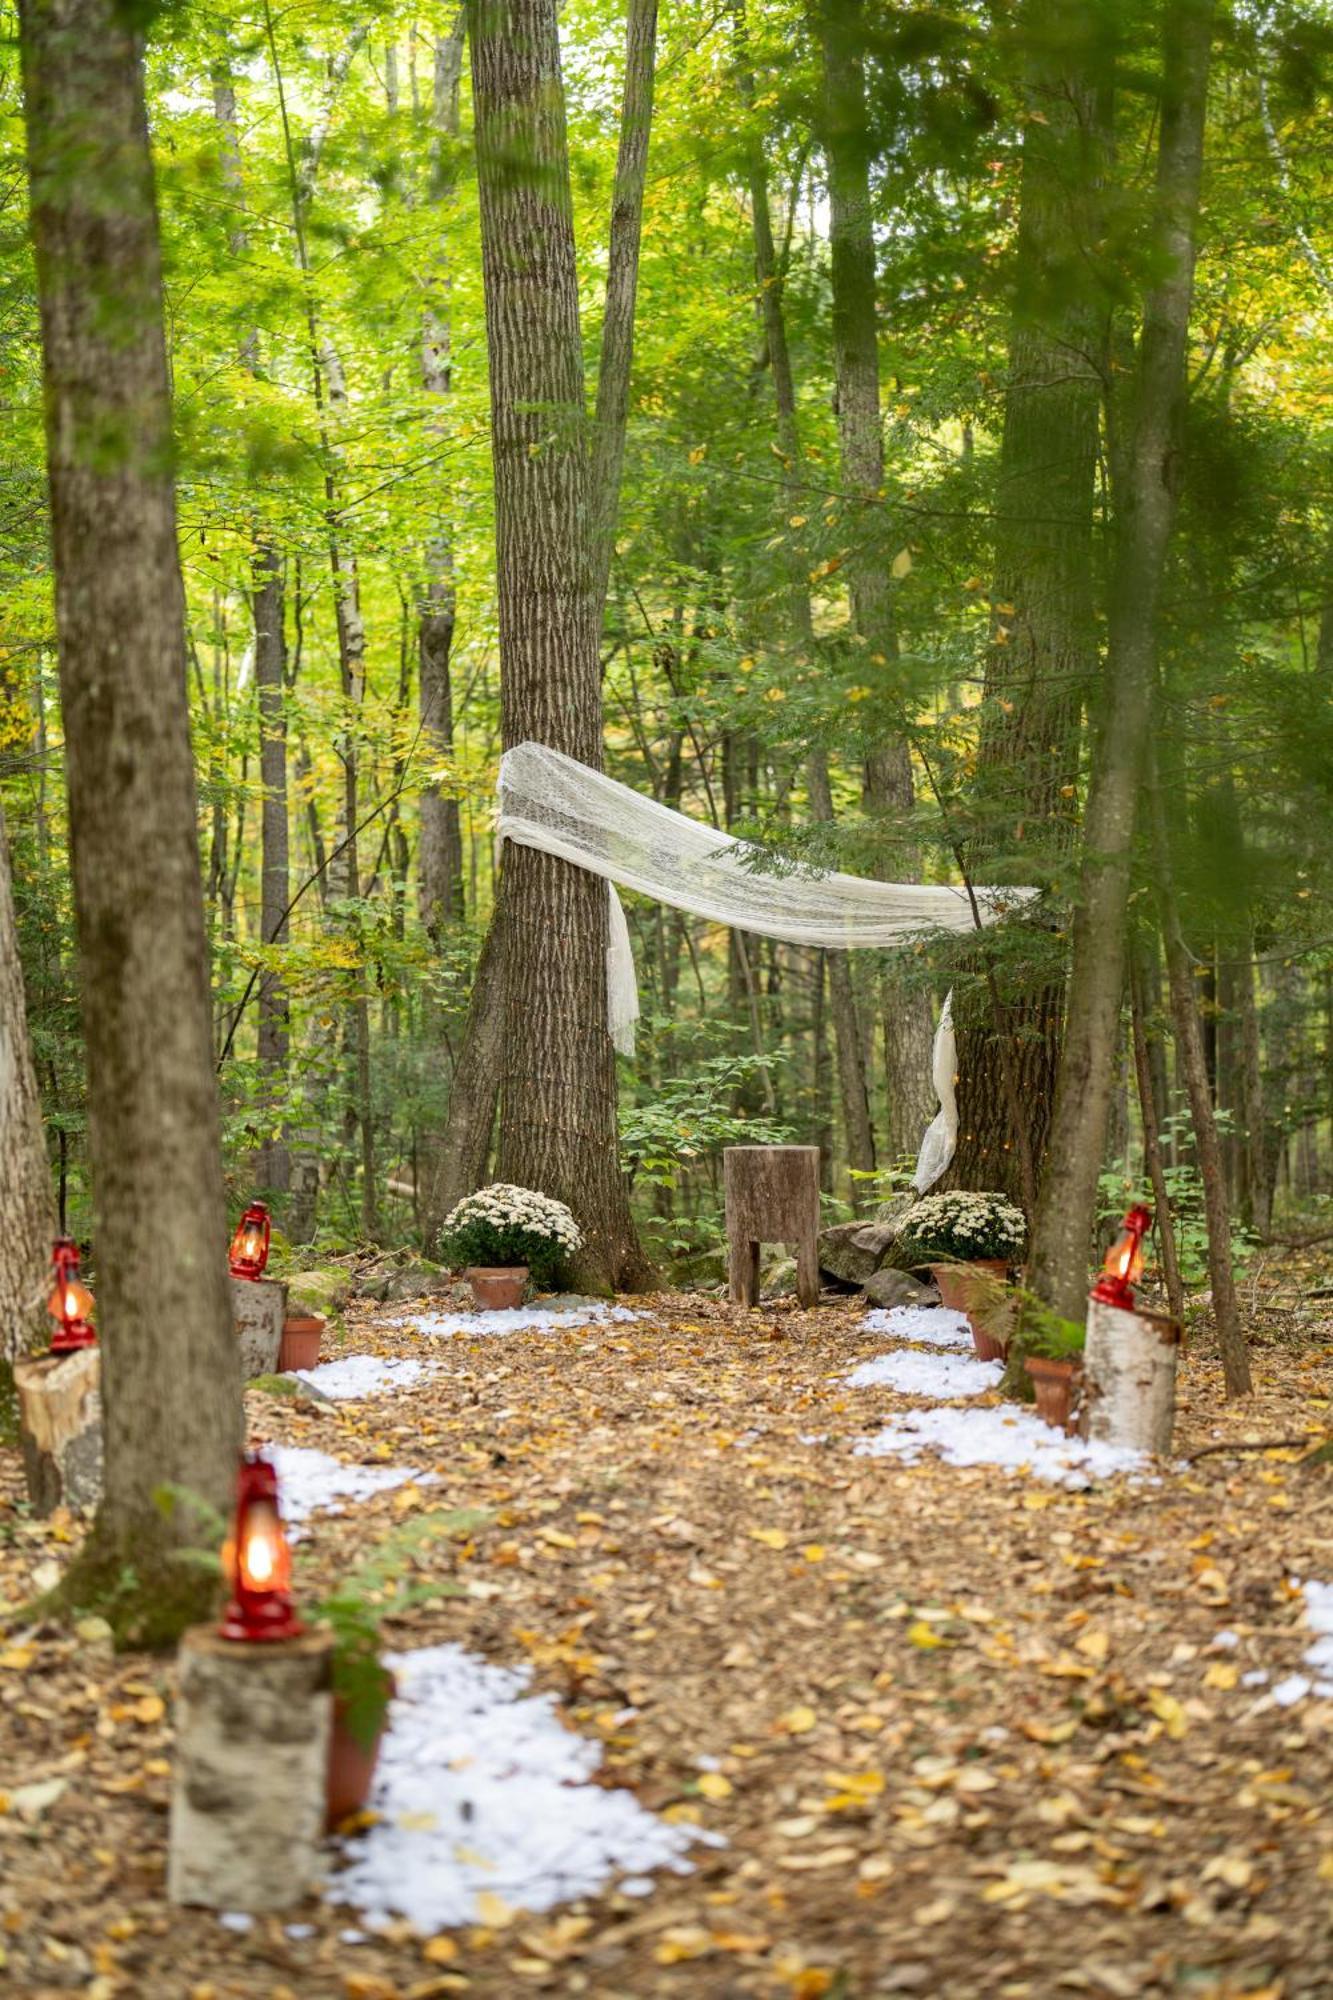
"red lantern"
219,1452,303,1644
47,1238,96,1352
229,1200,271,1281
1092,1203,1153,1309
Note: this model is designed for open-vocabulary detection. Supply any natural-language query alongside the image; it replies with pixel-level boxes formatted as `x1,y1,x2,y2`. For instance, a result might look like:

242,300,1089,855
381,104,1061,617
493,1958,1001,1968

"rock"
287,1266,352,1317
761,1257,798,1298
386,1259,449,1303
817,1221,886,1287
848,1220,900,1260
864,1266,936,1309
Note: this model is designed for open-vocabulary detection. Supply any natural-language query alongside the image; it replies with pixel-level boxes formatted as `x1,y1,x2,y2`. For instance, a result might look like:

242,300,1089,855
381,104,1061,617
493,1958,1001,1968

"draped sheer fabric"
495,741,1033,1187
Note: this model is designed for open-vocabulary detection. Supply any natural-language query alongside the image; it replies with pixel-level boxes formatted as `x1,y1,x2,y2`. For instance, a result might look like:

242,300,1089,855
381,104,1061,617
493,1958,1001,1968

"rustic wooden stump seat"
724,1144,821,1308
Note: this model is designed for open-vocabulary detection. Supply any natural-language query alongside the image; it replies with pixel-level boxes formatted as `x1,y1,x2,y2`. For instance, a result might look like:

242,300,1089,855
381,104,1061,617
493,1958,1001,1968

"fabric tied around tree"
495,741,1032,1183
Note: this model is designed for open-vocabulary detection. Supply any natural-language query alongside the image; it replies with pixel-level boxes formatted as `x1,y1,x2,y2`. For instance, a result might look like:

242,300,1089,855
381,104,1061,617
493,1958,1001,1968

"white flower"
441,1183,584,1254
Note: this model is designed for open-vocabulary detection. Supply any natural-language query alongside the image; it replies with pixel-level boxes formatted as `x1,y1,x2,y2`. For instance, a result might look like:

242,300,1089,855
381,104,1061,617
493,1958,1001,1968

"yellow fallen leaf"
132,1694,165,1725
907,1621,944,1649
1075,1629,1110,1663
800,1545,826,1563
474,1891,516,1928
1147,1690,1188,1739
1202,1854,1253,1890
780,1704,817,1735
0,1648,34,1671
538,1527,577,1550
424,1936,459,1963
697,1771,733,1801
1021,1718,1078,1745
750,1527,789,1550
1203,1662,1239,1691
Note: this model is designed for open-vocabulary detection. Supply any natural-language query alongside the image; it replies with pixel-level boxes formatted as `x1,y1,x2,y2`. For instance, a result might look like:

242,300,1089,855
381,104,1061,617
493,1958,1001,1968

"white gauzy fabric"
495,742,1036,1062
912,988,958,1193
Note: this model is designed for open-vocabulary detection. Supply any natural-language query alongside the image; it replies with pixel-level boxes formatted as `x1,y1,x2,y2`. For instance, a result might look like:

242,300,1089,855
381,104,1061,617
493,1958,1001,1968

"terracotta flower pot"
279,1313,325,1372
929,1260,1010,1359
465,1266,529,1312
1024,1355,1082,1434
326,1672,395,1830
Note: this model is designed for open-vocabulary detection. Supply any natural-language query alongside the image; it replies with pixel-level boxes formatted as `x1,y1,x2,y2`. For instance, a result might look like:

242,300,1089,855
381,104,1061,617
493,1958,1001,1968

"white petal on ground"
266,1443,433,1531
847,1349,1003,1400
295,1355,432,1400
333,1643,718,1932
855,1403,1145,1488
861,1306,973,1350
405,1303,643,1340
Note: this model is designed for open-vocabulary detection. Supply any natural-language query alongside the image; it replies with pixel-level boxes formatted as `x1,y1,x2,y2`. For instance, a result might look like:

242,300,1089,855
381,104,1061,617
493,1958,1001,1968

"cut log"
168,1623,333,1911
14,1347,103,1515
1081,1295,1182,1456
724,1145,821,1309
232,1275,287,1378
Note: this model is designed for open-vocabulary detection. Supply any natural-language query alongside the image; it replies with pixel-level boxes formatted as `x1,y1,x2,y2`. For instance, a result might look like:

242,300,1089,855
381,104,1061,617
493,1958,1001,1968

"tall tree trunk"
1130,949,1186,1325
469,0,647,1289
816,0,933,1168
1151,772,1252,1395
1027,0,1215,1318
947,0,1106,1207
252,545,291,1194
432,0,658,1237
19,0,240,1633
418,16,466,940
740,38,875,1190
212,62,291,1194
0,803,54,1360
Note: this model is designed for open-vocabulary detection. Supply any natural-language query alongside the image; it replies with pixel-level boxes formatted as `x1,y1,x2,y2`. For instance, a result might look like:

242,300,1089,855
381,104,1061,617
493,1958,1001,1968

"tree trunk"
0,803,55,1361
212,62,290,1196
469,0,647,1289
1027,0,1215,1318
418,17,466,940
433,0,659,1242
19,0,240,1635
947,0,1106,1208
420,910,506,1237
816,0,934,1167
1151,773,1252,1395
252,544,291,1194
1130,949,1186,1325
741,41,874,1189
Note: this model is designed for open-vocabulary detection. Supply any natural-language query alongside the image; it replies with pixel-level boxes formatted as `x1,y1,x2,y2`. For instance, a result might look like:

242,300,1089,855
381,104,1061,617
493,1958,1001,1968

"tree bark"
469,0,648,1289
0,803,54,1361
18,0,240,1627
816,0,934,1167
418,16,466,940
947,0,1106,1208
740,39,874,1189
1151,773,1251,1395
212,63,292,1196
1027,0,1215,1317
1130,948,1186,1325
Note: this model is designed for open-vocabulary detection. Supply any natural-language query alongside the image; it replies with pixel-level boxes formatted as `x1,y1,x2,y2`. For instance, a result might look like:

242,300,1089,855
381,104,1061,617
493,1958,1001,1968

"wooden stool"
724,1145,821,1309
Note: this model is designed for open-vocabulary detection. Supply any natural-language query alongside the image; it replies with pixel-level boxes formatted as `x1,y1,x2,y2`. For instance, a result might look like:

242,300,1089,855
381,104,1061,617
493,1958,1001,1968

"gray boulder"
818,1219,897,1287
864,1265,936,1310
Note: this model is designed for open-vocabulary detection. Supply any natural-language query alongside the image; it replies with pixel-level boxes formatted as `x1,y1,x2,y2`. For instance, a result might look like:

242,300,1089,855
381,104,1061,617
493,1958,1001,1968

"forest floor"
3,1253,1333,2000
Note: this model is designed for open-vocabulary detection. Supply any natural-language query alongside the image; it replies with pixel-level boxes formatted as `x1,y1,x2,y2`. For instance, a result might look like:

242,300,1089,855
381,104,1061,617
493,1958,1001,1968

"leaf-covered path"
3,1279,1333,1999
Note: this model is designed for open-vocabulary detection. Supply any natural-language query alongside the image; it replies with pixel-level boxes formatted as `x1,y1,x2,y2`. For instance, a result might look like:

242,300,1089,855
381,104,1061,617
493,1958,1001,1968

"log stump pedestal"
724,1144,821,1309
1081,1295,1182,1456
232,1275,288,1378
14,1347,103,1516
168,1624,333,1911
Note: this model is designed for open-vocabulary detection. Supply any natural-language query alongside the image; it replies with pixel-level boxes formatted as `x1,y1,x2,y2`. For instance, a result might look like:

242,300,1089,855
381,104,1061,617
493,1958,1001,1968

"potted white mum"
437,1183,583,1310
896,1191,1026,1359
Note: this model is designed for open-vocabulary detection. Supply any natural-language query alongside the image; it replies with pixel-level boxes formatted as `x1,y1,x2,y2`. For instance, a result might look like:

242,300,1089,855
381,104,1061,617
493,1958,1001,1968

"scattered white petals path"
847,1349,1003,1400
856,1402,1145,1488
1270,1579,1333,1707
267,1443,432,1532
849,1305,1145,1488
862,1305,973,1349
334,1643,716,1932
296,1355,433,1400
405,1303,644,1340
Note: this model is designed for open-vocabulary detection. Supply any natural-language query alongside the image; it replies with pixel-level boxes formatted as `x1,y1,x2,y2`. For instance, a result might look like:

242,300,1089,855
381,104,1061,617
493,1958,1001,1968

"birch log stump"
232,1276,287,1377
168,1624,332,1911
14,1347,103,1514
1081,1296,1182,1456
724,1145,821,1309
